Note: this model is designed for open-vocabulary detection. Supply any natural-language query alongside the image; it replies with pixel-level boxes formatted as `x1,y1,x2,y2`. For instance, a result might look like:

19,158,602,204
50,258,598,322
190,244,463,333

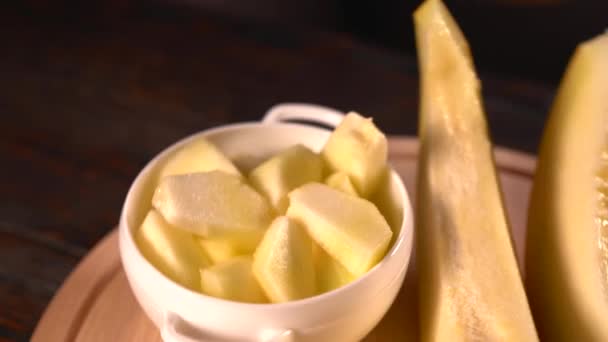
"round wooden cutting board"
31,137,536,342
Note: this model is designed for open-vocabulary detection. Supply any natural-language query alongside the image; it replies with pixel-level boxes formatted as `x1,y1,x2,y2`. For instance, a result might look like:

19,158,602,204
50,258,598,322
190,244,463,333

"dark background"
1,1,606,341
10,0,608,84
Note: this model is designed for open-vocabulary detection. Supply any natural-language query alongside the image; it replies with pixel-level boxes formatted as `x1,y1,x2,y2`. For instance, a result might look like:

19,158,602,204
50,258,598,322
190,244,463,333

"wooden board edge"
31,231,121,342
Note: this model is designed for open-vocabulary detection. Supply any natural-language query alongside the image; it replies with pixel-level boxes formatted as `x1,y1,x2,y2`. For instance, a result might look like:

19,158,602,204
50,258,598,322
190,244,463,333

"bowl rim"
119,119,414,311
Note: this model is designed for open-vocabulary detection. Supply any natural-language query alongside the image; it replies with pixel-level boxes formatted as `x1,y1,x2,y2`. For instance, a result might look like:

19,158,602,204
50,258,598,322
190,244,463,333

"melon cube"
369,167,403,234
199,230,262,264
325,171,359,197
159,137,241,180
249,144,323,214
314,244,355,293
321,112,387,196
152,171,274,238
253,216,316,303
200,257,267,303
135,210,210,290
287,183,392,276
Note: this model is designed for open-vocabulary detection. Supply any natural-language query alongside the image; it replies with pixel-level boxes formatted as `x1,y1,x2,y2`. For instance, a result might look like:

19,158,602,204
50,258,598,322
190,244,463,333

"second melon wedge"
526,33,608,342
414,0,538,341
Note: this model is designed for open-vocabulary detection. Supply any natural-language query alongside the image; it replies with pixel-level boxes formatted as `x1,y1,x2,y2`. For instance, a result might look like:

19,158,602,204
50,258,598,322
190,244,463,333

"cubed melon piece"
287,183,392,276
325,171,359,197
200,257,267,303
159,137,241,179
321,112,387,197
199,230,262,264
152,171,274,238
369,167,403,234
135,210,210,290
253,216,316,303
249,144,324,214
314,243,355,293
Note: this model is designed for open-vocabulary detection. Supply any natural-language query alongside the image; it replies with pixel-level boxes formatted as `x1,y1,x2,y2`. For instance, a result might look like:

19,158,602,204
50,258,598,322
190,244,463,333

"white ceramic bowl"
119,103,414,342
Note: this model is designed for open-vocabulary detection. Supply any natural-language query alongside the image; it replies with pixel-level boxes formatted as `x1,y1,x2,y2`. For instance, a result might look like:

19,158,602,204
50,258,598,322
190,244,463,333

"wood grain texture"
0,2,550,340
32,138,535,342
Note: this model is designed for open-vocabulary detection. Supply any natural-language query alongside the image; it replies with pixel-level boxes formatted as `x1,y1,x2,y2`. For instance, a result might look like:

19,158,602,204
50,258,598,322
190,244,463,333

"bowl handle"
161,313,206,342
161,312,296,342
262,103,344,129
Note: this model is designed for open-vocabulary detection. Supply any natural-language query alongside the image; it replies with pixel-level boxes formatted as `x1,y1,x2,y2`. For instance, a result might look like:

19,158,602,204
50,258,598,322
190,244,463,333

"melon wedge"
414,0,538,341
287,183,392,277
526,33,608,341
135,210,210,290
152,171,274,238
159,137,241,179
252,216,316,303
200,257,267,303
249,144,323,214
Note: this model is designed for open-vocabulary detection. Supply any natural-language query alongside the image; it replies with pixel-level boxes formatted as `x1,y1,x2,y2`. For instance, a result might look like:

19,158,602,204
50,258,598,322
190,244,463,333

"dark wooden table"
0,2,554,341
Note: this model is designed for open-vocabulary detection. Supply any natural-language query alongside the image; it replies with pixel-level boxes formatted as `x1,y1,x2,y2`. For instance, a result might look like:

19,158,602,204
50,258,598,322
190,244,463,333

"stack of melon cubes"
135,113,396,303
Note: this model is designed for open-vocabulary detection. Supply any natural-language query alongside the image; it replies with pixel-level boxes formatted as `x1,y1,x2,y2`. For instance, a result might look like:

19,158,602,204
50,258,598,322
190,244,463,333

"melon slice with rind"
414,0,538,340
526,33,608,342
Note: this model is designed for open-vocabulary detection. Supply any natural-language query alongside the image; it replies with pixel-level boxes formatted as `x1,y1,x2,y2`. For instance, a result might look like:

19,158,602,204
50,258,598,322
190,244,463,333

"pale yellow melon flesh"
200,257,267,303
249,144,324,214
152,170,274,238
314,243,355,293
287,183,392,277
135,210,210,290
325,171,359,197
159,137,241,180
368,167,402,235
198,230,262,264
321,112,387,197
526,33,608,342
414,1,538,341
252,216,316,303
